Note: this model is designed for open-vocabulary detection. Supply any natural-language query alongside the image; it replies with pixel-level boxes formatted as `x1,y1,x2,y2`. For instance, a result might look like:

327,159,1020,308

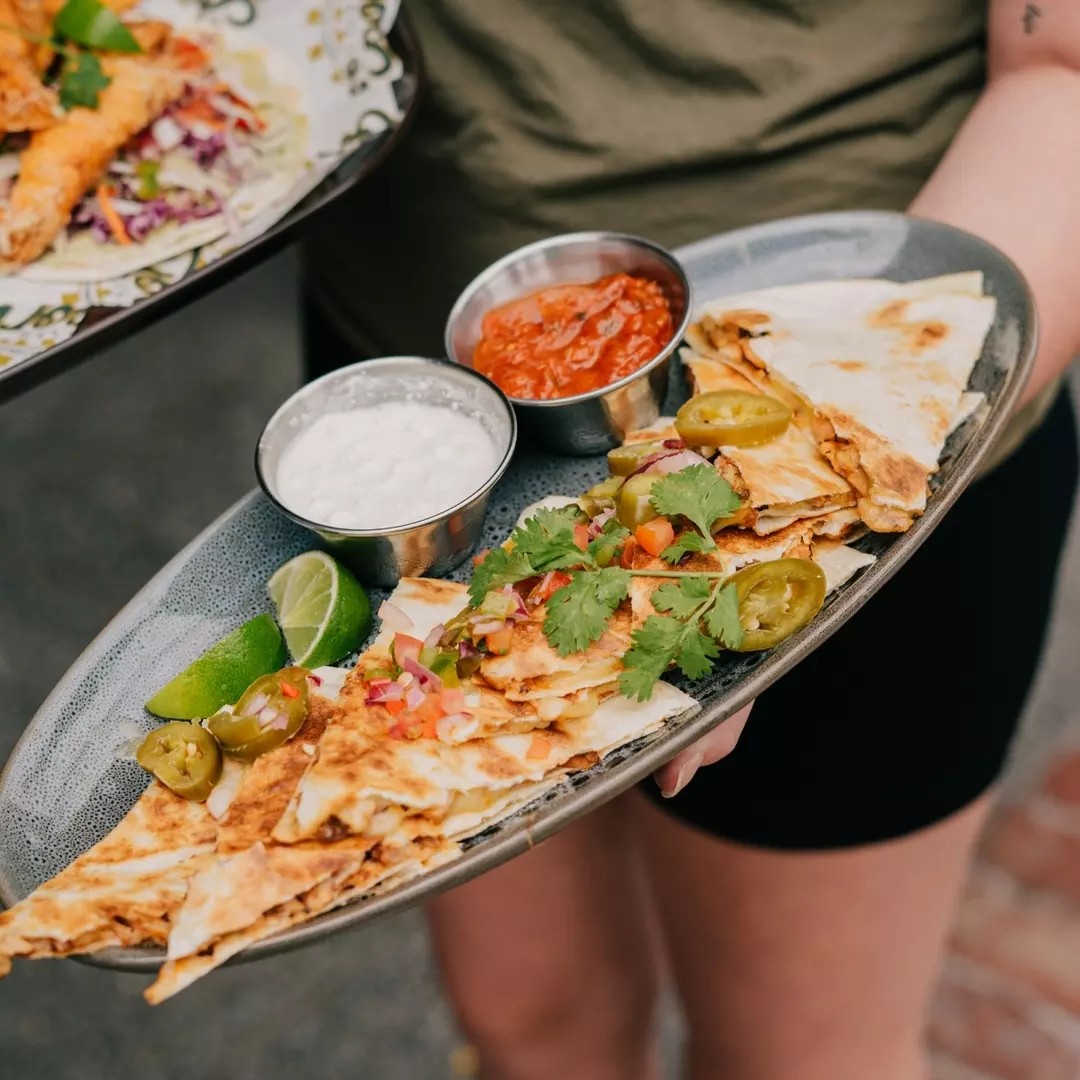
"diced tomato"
635,517,675,557
526,734,551,760
529,571,573,605
172,37,209,70
95,185,131,246
573,523,590,551
421,715,439,739
440,687,466,714
485,626,514,655
619,536,639,569
392,633,423,667
384,698,406,716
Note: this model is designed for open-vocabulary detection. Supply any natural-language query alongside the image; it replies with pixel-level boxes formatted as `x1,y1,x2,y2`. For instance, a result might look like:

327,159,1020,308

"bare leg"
427,794,663,1080
636,790,991,1080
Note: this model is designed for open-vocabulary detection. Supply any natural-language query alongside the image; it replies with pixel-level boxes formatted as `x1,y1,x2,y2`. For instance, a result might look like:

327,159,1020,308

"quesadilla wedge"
689,274,996,531
0,780,215,975
680,350,855,534
146,835,460,1005
273,676,695,845
368,576,621,730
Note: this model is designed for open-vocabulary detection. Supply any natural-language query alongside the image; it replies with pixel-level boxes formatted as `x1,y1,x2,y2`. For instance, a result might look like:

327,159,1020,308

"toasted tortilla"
0,781,216,975
145,836,460,1005
370,577,622,724
681,351,855,532
812,538,877,593
273,678,695,844
690,275,995,531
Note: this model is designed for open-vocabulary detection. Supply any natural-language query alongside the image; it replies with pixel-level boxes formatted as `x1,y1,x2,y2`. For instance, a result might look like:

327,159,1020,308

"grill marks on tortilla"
680,353,854,533
691,275,995,532
0,782,216,974
217,696,333,853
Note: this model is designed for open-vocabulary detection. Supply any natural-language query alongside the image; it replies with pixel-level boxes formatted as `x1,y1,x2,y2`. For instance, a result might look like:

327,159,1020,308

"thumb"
654,702,754,799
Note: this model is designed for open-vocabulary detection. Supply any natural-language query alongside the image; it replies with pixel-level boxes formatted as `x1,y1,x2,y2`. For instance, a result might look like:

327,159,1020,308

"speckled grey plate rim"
0,210,1036,973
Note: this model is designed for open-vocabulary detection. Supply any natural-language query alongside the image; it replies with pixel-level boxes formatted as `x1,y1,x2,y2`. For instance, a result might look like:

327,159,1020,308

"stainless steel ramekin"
256,356,517,586
445,232,692,455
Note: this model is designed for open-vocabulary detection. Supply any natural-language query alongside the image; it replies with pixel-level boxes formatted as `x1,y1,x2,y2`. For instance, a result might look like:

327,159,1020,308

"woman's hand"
654,703,753,798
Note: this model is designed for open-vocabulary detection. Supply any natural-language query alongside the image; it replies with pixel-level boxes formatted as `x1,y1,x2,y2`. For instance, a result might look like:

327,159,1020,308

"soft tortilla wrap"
689,274,995,531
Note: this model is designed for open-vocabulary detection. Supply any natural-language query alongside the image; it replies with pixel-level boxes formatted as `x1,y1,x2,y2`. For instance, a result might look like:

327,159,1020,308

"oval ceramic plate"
0,212,1036,971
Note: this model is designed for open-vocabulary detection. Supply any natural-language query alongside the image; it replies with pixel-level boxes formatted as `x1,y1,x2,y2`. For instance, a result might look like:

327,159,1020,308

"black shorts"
645,391,1078,848
301,293,1078,850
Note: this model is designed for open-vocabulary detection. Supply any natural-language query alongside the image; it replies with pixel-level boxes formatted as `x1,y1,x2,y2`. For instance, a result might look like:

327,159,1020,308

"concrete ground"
0,250,1078,1079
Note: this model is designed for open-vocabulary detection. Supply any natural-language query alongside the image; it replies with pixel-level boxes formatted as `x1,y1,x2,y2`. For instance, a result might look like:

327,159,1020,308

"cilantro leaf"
619,615,684,701
55,0,142,52
649,465,742,549
704,582,744,650
59,51,110,110
543,568,630,657
660,530,712,564
675,626,721,679
468,546,536,607
650,576,711,618
510,506,588,573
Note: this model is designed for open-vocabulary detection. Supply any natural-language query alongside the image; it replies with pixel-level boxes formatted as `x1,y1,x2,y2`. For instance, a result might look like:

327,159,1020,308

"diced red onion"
307,673,323,687
470,618,507,636
588,507,615,539
243,691,269,716
663,438,686,450
405,686,426,712
257,704,284,730
651,449,712,474
508,590,529,622
365,680,404,705
458,641,480,660
423,623,445,651
378,601,413,633
404,656,442,692
625,448,711,483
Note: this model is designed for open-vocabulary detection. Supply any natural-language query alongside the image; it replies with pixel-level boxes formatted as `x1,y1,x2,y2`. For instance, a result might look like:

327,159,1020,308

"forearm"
910,65,1080,407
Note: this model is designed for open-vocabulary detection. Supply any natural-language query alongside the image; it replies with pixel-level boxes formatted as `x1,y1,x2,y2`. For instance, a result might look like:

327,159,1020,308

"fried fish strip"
0,0,59,132
0,41,204,269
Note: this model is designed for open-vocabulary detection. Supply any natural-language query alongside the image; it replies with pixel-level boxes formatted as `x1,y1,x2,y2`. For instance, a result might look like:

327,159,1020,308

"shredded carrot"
279,680,300,699
384,698,406,716
526,735,551,761
173,37,209,71
95,186,131,246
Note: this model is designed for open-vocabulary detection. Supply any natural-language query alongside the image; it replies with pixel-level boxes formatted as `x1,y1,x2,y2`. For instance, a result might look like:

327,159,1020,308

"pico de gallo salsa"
473,272,675,400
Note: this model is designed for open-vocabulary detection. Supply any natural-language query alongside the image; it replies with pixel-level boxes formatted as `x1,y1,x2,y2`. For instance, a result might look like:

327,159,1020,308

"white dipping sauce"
275,401,500,530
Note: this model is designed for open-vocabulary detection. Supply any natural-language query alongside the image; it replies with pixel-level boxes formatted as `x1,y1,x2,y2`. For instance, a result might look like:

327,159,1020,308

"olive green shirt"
306,0,1051,462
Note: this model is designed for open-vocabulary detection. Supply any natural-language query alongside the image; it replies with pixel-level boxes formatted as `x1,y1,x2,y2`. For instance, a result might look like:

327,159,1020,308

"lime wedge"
145,614,286,720
268,551,372,668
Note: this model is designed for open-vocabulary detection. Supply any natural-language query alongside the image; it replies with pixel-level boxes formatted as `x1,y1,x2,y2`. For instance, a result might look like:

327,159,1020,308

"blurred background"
1,249,1079,1079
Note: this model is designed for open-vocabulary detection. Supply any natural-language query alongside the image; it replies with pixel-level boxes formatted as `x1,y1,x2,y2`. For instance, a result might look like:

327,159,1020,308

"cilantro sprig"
648,464,742,557
0,0,143,112
464,467,754,701
620,577,743,701
468,505,590,606
543,567,631,656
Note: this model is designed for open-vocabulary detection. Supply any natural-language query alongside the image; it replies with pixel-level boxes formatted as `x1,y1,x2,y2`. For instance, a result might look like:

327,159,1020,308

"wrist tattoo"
1023,2,1042,33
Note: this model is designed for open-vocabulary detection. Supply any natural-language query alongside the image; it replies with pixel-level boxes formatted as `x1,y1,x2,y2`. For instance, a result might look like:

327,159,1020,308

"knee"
450,962,660,1080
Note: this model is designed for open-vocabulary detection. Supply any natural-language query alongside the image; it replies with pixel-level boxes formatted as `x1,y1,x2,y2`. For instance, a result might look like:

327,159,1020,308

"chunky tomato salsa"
473,273,674,400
